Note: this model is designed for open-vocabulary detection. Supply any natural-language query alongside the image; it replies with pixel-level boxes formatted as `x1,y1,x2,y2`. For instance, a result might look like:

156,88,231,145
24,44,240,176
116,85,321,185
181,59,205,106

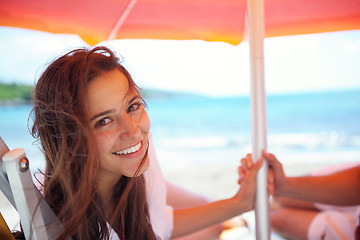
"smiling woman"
31,47,156,239
27,46,263,240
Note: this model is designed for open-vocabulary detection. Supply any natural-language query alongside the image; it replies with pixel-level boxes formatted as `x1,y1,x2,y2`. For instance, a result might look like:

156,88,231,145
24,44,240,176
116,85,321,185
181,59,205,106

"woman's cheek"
94,132,113,153
141,112,151,133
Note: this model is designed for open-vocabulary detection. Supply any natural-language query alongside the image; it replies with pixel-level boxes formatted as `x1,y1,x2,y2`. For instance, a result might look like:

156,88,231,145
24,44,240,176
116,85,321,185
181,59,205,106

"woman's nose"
118,115,141,139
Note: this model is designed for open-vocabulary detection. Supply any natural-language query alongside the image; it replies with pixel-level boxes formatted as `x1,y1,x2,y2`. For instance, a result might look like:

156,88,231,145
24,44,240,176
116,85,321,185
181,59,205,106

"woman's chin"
123,155,150,178
136,155,150,177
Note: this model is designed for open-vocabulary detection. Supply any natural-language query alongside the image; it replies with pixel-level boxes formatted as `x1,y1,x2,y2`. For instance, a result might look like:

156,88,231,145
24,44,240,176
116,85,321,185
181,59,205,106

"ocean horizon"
1,89,359,176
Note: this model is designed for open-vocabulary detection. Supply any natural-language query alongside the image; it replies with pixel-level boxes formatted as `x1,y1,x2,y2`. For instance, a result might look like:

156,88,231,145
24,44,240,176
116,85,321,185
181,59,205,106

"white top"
145,137,174,240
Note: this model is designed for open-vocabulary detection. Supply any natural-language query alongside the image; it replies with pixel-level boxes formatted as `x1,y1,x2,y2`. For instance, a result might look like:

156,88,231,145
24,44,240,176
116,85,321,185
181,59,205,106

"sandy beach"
157,149,359,201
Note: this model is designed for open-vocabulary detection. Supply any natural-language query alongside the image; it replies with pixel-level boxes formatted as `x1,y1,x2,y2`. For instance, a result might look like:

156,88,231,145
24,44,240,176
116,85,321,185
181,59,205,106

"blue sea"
1,89,360,174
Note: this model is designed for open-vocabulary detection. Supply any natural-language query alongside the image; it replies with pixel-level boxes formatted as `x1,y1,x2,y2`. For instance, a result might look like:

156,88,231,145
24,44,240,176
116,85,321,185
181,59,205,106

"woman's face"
85,69,150,183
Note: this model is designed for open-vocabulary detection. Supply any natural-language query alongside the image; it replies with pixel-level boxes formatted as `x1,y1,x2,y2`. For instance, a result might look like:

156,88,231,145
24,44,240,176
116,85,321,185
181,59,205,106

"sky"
0,27,359,96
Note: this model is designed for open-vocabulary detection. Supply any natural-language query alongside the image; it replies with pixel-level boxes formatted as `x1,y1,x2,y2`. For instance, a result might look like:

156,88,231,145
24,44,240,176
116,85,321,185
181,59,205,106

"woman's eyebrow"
128,96,140,105
90,110,113,121
90,96,140,121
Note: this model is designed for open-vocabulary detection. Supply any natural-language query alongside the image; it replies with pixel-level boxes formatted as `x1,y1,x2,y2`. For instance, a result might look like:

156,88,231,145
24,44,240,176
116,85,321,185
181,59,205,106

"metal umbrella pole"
246,0,270,239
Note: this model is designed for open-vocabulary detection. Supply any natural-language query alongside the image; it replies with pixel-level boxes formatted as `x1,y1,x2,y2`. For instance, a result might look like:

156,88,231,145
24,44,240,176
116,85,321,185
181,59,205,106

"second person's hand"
262,150,288,196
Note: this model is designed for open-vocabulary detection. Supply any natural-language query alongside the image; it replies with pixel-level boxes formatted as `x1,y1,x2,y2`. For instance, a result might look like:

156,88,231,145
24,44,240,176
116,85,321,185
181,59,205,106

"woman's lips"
113,142,142,155
112,141,148,159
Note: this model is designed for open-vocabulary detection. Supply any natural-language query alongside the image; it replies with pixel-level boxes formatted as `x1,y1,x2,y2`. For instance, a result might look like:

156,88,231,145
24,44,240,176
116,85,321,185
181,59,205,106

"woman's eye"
94,117,111,128
127,103,142,113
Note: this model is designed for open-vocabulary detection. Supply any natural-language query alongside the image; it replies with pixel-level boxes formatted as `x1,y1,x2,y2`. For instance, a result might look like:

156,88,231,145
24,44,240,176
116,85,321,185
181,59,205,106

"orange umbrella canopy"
0,0,359,45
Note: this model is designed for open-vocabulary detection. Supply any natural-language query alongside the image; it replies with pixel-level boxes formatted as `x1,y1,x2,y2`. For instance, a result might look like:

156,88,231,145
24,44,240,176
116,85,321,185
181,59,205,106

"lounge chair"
0,211,15,240
0,137,69,240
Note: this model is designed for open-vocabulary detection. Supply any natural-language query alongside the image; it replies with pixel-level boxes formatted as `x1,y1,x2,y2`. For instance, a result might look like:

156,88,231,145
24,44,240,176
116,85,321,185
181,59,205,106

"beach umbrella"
1,0,360,239
0,0,359,45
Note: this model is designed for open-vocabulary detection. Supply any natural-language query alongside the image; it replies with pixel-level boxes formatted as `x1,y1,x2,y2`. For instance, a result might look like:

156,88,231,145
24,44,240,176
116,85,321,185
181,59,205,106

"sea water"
1,89,360,174
148,90,360,170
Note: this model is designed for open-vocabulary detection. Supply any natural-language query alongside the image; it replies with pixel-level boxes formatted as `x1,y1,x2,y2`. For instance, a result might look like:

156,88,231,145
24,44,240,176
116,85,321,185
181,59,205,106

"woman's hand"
234,154,264,212
237,152,281,197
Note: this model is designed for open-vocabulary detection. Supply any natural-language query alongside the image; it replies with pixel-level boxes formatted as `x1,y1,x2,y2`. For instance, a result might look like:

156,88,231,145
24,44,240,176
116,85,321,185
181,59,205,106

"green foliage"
0,82,33,102
0,82,194,104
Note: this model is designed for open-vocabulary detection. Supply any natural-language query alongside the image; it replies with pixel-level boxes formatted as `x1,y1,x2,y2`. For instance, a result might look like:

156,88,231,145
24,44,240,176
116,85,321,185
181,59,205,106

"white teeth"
115,142,142,155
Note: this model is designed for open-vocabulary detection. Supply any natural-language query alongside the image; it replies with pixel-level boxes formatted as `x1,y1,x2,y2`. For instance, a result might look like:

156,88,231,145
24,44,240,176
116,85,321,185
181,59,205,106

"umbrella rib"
107,0,138,41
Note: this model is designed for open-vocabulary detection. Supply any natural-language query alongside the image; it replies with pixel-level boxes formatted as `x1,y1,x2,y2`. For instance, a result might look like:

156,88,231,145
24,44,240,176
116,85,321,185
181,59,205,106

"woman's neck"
98,173,121,218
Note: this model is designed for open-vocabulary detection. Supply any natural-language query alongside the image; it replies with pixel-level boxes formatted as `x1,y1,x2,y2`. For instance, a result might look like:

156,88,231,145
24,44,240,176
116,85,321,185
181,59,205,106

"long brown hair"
31,47,156,239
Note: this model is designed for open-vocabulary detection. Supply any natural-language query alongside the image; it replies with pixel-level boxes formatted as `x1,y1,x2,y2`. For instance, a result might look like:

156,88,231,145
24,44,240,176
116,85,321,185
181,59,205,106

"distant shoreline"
0,82,33,105
0,99,31,106
1,82,359,106
0,81,204,105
